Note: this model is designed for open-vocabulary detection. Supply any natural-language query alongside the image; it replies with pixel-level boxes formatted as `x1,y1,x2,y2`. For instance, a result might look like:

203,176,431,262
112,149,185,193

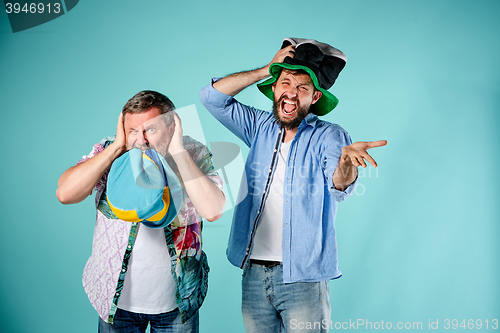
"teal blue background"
1,0,499,332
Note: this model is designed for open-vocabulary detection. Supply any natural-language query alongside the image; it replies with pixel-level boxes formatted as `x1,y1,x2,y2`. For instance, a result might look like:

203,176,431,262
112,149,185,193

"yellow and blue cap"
106,148,183,228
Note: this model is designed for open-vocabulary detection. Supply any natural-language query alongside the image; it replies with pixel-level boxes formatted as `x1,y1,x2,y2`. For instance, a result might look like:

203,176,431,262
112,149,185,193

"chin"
272,99,309,130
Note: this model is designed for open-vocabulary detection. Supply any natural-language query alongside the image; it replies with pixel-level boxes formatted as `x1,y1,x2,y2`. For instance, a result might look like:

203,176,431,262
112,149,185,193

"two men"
57,91,225,332
200,38,386,332
58,37,385,333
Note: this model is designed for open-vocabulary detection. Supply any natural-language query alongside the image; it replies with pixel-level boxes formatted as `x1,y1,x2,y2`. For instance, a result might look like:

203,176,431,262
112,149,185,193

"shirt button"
269,169,272,173
122,269,126,272
115,292,120,296
263,190,266,194
127,245,131,249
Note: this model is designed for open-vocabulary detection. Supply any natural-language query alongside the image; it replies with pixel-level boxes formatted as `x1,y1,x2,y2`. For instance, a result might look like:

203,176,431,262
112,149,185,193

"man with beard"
56,91,225,332
200,38,386,332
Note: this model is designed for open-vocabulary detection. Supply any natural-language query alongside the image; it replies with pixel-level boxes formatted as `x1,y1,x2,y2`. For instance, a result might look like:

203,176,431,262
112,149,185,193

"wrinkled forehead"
278,69,314,85
124,110,172,130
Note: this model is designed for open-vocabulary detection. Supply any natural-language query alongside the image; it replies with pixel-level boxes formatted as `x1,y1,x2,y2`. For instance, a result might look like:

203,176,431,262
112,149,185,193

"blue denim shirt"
200,79,357,283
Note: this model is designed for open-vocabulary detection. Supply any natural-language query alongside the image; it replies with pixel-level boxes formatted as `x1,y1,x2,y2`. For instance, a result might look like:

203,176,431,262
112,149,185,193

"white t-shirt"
249,140,291,261
117,224,177,314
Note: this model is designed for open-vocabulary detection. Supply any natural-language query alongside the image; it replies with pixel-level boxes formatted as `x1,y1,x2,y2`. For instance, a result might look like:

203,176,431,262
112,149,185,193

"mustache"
277,94,299,106
132,143,157,151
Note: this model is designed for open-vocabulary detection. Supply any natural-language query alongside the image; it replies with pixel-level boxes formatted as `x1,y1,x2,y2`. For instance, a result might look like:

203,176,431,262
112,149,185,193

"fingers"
171,112,183,133
173,111,181,126
271,45,295,65
361,152,377,168
117,112,124,129
350,155,364,168
349,140,387,150
113,112,128,154
366,140,387,149
116,113,125,139
341,153,363,168
341,139,385,168
282,45,295,56
342,151,378,168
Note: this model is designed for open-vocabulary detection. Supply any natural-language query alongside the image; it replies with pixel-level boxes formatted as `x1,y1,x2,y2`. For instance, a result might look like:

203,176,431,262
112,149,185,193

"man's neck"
283,127,298,143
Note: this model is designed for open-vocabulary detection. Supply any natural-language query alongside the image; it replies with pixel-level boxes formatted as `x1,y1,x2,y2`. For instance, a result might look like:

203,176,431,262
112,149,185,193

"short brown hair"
122,90,175,124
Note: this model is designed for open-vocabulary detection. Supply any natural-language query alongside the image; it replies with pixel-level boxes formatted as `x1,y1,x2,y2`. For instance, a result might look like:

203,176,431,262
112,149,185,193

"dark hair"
122,90,175,116
280,68,309,77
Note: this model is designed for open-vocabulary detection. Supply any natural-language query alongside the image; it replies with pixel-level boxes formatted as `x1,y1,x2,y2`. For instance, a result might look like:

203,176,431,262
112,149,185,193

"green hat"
257,38,347,116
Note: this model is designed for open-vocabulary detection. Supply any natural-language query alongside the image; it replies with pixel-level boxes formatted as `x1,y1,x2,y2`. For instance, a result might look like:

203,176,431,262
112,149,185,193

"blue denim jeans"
98,308,199,333
242,263,331,333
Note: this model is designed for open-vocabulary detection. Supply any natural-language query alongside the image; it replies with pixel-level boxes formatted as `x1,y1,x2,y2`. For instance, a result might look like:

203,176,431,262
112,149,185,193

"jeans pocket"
319,280,329,304
242,261,251,278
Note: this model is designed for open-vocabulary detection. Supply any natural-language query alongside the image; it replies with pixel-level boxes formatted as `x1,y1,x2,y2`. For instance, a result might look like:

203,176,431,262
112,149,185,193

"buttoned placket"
240,128,285,268
282,146,292,278
281,122,308,281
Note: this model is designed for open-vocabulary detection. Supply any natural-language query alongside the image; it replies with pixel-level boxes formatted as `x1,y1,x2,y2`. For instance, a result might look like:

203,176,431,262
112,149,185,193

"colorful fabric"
106,148,183,228
80,135,223,324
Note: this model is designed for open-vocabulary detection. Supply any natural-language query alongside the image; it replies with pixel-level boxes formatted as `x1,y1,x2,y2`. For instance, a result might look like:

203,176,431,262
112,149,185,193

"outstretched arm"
168,113,225,222
332,140,387,191
56,113,127,204
212,45,296,96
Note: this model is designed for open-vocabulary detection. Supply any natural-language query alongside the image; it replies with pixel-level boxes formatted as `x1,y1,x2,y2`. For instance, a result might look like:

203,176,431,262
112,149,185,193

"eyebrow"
282,78,312,87
280,74,312,86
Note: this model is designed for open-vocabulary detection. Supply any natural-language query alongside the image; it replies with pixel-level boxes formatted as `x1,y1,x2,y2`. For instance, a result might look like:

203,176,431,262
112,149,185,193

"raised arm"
56,114,127,204
168,113,225,222
213,45,296,96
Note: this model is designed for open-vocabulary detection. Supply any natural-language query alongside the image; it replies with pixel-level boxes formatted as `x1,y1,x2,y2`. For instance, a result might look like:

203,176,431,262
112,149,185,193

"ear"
311,90,322,104
272,82,276,93
167,121,175,136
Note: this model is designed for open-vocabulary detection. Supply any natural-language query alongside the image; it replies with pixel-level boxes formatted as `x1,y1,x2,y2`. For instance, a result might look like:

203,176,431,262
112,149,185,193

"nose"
284,86,298,98
136,128,149,146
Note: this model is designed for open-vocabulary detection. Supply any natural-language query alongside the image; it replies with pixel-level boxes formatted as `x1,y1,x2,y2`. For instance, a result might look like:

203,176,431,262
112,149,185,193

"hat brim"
257,63,339,116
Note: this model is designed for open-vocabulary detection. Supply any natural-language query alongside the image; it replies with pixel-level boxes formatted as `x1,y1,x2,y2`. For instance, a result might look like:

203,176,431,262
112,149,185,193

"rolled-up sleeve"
200,78,269,148
75,136,115,195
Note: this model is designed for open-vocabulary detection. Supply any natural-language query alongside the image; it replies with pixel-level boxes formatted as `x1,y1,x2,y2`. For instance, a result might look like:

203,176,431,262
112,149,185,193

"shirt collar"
304,113,319,127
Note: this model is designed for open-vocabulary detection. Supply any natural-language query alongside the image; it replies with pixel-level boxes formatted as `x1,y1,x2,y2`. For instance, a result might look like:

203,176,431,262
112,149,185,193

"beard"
272,95,310,130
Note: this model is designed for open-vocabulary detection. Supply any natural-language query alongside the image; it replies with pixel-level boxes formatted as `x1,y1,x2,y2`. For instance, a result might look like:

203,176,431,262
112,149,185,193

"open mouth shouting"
273,94,309,130
280,97,300,117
